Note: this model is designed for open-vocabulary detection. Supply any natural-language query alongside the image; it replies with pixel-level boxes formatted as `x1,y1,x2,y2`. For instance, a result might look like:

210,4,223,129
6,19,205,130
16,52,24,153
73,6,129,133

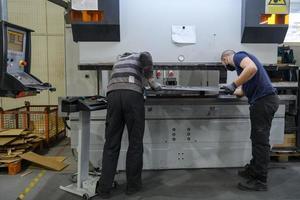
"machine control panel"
61,96,107,113
6,28,27,74
0,21,54,97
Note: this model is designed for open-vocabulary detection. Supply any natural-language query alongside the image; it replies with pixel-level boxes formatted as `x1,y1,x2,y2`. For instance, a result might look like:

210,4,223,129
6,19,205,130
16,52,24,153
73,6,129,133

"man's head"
140,51,153,67
221,50,236,71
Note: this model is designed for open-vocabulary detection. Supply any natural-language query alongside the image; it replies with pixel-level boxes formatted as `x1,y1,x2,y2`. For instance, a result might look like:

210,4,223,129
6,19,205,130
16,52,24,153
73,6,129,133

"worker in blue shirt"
221,50,279,191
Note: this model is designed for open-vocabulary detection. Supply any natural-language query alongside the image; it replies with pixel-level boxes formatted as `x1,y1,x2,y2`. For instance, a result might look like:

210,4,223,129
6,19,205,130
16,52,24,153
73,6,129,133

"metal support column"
101,70,109,96
97,70,101,96
0,0,8,21
77,110,91,188
60,110,98,199
297,68,300,148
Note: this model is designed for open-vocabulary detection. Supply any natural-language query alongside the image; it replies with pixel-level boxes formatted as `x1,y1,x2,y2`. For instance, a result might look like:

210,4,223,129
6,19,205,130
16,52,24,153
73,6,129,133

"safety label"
265,0,290,14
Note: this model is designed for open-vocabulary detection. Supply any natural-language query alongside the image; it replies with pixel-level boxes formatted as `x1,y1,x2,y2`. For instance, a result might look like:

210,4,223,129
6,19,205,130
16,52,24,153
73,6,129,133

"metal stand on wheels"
59,96,107,200
60,111,98,200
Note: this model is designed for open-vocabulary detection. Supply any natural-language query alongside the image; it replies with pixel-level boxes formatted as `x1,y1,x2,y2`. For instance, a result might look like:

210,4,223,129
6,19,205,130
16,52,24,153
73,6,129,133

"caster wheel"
70,174,77,183
83,193,90,200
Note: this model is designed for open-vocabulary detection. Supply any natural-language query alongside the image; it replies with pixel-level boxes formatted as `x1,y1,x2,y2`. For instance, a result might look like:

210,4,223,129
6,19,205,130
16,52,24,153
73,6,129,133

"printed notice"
72,0,98,10
172,25,196,44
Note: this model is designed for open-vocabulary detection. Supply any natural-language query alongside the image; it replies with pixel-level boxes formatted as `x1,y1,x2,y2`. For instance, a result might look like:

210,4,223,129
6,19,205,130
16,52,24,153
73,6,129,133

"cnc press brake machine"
69,63,287,170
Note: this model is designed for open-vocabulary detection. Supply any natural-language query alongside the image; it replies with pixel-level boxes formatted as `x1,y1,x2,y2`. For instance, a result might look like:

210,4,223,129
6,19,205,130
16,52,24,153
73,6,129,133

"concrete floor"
0,138,300,200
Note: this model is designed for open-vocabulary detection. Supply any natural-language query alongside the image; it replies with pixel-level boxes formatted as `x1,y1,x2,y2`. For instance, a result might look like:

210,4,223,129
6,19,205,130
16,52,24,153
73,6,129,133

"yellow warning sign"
268,0,286,6
265,0,290,14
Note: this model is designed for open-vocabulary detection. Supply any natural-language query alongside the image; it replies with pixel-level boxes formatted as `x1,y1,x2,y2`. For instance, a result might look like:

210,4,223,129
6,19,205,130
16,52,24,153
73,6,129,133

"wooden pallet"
271,151,300,162
0,159,22,175
0,139,43,175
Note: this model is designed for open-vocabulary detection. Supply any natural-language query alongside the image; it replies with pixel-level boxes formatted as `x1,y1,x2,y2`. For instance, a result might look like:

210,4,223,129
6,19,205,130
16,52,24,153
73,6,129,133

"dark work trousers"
99,90,145,192
249,94,279,182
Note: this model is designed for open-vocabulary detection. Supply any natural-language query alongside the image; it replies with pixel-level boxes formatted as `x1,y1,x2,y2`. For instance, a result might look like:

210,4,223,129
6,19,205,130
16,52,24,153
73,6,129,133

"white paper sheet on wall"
172,25,196,44
284,13,300,43
72,0,98,10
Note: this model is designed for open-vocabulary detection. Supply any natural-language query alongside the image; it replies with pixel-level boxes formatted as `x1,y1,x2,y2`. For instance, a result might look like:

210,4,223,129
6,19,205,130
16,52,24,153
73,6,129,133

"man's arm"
233,57,257,87
140,52,162,91
140,52,154,79
143,65,162,91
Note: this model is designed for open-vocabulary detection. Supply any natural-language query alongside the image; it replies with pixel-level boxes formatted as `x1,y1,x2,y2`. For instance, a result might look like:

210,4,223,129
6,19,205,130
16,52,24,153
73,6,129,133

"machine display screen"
7,30,24,52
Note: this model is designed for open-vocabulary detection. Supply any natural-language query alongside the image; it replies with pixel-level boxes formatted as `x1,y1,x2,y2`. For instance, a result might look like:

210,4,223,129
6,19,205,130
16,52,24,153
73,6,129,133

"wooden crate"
0,102,66,145
0,159,22,175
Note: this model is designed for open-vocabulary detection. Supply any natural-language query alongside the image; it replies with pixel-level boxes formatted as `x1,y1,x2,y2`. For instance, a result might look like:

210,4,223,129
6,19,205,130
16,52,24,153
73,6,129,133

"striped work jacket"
107,52,153,94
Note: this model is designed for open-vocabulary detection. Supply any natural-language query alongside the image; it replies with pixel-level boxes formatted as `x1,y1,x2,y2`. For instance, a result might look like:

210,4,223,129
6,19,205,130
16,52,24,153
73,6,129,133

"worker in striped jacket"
96,52,161,198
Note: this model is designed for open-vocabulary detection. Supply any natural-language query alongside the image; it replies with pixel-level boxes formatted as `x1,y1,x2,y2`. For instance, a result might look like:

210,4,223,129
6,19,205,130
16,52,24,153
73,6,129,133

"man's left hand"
221,82,237,95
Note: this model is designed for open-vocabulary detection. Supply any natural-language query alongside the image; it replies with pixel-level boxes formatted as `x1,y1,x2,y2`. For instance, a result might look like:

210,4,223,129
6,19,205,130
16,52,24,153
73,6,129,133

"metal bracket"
0,0,8,21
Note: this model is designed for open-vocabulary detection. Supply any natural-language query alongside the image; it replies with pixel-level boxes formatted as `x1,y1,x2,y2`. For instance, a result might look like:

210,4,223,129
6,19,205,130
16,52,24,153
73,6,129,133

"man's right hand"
148,79,162,91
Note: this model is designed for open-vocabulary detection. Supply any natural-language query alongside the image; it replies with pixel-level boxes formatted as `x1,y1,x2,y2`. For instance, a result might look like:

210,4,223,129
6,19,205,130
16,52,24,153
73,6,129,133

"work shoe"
238,179,268,191
238,164,256,180
95,181,111,199
126,186,142,195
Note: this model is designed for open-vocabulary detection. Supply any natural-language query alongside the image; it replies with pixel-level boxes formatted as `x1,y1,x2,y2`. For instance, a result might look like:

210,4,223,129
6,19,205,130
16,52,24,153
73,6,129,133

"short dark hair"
140,51,153,67
120,52,132,58
221,50,236,60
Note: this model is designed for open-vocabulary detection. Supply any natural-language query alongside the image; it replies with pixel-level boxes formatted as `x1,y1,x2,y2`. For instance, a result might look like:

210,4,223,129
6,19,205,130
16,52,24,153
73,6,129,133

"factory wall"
1,0,66,109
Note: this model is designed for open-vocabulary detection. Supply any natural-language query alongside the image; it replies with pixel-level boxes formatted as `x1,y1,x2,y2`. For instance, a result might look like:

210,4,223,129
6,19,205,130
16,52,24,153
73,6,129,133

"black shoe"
126,186,142,195
238,164,256,180
238,179,268,191
95,181,111,199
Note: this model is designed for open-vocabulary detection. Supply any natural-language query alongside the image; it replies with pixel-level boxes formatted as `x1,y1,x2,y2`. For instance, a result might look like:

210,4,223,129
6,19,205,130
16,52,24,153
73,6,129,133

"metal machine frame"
61,62,296,171
78,62,300,149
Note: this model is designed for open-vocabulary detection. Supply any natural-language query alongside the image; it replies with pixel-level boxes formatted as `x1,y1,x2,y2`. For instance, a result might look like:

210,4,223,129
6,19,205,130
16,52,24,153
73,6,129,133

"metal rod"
297,67,300,148
0,0,8,21
97,69,100,96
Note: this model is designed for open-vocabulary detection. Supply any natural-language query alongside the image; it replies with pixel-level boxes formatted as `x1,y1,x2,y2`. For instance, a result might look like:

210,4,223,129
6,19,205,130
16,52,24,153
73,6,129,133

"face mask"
225,64,235,71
